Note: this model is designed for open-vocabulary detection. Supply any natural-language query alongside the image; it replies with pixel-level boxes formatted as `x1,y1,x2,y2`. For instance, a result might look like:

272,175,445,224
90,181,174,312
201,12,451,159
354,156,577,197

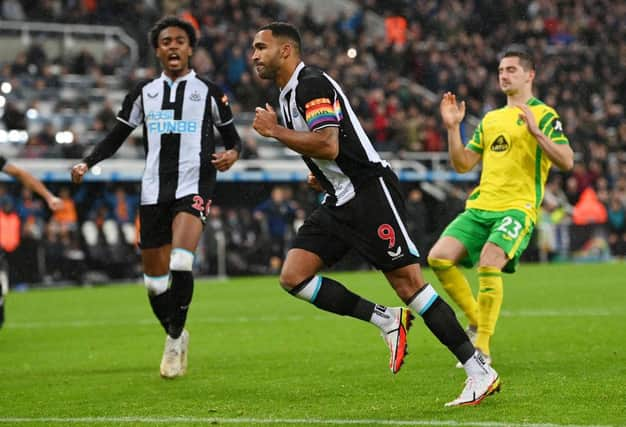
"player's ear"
281,43,291,59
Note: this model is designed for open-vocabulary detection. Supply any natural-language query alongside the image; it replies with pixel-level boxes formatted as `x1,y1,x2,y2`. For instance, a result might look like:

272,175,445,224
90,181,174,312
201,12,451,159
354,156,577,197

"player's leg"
280,248,386,325
384,264,475,368
282,207,409,371
474,242,506,359
142,246,172,333
428,236,478,330
143,244,185,379
281,248,412,372
428,211,490,332
139,204,174,335
475,210,533,360
169,211,202,339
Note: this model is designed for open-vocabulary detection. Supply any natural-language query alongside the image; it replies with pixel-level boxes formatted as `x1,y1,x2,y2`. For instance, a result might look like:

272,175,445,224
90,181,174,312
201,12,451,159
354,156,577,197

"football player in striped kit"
72,17,241,378
251,22,500,406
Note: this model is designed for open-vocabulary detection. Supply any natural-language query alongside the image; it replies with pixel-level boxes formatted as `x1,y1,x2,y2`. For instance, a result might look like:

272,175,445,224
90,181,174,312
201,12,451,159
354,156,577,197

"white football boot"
445,365,501,407
179,329,189,376
160,333,183,378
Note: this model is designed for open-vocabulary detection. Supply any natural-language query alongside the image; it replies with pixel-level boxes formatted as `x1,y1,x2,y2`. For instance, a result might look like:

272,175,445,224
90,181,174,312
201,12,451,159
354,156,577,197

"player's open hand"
307,173,323,192
46,196,63,211
516,104,540,136
70,162,89,184
212,149,239,172
253,103,278,138
440,92,466,129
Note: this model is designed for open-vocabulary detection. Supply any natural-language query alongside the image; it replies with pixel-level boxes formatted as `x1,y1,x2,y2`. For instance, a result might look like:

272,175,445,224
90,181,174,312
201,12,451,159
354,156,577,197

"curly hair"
148,16,197,50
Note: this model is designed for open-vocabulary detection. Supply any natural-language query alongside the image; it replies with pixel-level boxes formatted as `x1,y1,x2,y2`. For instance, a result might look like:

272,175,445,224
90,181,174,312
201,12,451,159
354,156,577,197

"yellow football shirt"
465,97,570,222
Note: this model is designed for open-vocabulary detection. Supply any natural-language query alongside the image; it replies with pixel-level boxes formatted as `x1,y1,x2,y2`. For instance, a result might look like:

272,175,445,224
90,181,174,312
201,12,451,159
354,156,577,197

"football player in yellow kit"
428,46,574,365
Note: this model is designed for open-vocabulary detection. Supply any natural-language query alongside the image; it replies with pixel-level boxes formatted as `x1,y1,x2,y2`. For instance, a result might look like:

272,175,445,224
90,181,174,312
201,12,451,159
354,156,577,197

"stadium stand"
0,0,624,285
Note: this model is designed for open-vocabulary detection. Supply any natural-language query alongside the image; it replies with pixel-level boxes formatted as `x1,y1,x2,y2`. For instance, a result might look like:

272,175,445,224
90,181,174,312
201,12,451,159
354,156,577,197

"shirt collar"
279,62,305,98
162,69,196,87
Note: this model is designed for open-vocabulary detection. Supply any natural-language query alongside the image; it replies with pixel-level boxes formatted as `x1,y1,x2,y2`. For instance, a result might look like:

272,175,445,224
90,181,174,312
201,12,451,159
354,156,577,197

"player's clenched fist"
71,162,89,184
253,103,278,138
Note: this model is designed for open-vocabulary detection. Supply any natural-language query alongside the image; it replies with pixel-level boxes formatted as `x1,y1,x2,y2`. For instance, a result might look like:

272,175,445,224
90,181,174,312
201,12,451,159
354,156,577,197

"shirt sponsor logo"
490,135,509,152
146,109,198,134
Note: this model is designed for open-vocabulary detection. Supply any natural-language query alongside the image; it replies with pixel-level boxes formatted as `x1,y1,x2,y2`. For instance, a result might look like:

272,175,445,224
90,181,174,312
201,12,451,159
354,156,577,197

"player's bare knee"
279,270,298,290
170,248,194,272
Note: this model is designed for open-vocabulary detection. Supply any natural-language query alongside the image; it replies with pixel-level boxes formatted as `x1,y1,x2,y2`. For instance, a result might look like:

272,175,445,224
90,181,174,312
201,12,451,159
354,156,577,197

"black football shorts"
138,194,210,249
292,174,420,272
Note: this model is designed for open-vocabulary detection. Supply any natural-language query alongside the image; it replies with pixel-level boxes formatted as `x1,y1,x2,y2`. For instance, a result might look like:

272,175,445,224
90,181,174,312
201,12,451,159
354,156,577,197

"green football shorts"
442,208,534,273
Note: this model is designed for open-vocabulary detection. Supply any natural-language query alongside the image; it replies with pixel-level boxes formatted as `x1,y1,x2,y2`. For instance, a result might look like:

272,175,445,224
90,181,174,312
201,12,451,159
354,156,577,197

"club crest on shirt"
189,91,202,102
490,135,510,153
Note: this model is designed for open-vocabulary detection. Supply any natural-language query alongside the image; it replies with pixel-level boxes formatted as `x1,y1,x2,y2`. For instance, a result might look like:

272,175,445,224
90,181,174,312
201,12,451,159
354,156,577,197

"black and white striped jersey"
278,62,391,207
118,70,234,205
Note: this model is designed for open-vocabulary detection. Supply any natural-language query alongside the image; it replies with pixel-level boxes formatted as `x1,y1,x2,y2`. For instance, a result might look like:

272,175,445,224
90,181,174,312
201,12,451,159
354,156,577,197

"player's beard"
256,57,280,81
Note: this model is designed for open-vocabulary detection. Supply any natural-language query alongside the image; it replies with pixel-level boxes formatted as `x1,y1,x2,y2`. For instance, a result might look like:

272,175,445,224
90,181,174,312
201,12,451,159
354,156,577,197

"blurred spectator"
1,0,26,20
606,192,626,258
0,199,20,254
538,175,573,261
572,187,608,226
253,186,297,268
2,102,26,130
92,99,118,132
405,187,428,262
50,187,78,235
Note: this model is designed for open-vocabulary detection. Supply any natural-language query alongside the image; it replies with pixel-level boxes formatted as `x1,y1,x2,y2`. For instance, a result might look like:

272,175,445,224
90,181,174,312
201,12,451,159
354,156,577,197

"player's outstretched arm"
440,92,480,173
3,163,62,210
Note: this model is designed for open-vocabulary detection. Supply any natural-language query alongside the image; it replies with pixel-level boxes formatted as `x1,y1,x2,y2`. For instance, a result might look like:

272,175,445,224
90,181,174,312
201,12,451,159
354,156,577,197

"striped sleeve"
538,109,569,145
296,75,340,131
467,120,484,154
117,80,149,128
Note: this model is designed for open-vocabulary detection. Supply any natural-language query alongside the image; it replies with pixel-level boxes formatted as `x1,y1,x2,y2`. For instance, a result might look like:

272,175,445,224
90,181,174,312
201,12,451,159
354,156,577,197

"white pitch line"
6,308,622,330
0,417,618,427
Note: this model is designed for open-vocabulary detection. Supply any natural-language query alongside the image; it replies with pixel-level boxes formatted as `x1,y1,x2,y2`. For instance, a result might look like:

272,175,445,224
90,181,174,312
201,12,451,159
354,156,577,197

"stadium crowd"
0,0,625,285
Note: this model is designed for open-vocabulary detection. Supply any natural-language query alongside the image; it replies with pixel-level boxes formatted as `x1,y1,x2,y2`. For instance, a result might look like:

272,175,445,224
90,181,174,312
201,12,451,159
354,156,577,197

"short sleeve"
296,76,341,131
0,155,6,171
539,110,569,145
467,120,484,154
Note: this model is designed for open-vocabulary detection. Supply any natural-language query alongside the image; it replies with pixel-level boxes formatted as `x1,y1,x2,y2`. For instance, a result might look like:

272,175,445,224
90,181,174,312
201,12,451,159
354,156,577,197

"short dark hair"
149,16,197,50
500,45,535,70
258,22,302,53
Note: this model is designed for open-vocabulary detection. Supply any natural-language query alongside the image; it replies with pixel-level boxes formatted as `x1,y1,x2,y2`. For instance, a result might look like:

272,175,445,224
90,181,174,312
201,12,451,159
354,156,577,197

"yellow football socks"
428,257,478,327
475,266,503,356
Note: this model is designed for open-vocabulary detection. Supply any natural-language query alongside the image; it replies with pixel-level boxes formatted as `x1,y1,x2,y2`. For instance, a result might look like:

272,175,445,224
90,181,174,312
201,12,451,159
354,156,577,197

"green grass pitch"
0,263,624,426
